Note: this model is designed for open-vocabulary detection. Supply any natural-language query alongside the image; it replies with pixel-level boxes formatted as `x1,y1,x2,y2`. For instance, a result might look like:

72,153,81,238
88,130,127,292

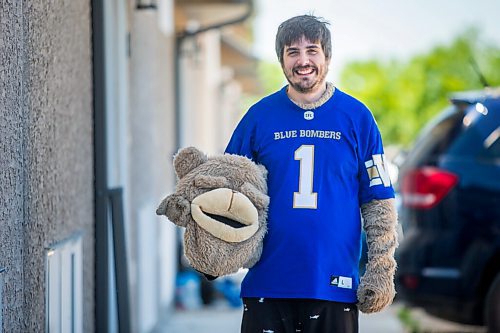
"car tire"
485,273,500,333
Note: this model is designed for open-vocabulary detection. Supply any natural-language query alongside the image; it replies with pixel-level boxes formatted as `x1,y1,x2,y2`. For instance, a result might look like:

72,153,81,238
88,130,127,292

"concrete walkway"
408,307,486,333
157,303,488,333
157,303,405,333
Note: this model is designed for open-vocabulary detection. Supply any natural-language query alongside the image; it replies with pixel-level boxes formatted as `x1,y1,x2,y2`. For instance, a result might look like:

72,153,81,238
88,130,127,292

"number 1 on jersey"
294,145,318,209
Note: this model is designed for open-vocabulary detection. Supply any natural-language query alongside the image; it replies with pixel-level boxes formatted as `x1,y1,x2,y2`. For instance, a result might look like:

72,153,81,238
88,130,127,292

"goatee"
285,65,328,93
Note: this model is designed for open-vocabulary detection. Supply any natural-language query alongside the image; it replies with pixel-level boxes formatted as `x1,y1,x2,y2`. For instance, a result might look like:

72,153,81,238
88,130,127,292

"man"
225,15,398,333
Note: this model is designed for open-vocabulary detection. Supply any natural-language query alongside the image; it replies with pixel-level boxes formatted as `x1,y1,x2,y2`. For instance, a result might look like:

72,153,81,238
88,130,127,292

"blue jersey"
225,86,394,303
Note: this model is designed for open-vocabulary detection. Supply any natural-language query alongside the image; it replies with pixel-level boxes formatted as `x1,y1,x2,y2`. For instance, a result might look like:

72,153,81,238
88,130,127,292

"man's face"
282,37,330,94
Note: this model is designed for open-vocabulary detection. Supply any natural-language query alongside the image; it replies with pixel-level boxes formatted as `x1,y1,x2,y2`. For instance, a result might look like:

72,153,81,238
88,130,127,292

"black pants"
241,298,358,333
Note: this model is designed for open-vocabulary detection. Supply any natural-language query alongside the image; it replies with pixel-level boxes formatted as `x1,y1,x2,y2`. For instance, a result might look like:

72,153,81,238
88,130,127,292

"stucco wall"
0,1,25,331
0,1,94,332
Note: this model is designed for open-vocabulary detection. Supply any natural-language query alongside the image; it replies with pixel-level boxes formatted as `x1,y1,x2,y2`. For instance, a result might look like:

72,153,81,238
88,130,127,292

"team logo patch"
330,275,353,289
365,154,391,187
304,111,314,120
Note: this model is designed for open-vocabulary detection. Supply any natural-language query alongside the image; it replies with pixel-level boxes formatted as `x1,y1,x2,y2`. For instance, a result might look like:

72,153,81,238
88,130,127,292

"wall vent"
45,235,83,333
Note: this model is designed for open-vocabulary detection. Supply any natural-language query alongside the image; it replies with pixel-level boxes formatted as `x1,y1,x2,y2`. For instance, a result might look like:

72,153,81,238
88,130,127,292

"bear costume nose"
191,188,259,243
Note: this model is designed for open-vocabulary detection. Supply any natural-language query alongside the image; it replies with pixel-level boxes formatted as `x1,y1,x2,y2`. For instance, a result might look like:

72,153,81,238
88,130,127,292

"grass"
397,305,422,333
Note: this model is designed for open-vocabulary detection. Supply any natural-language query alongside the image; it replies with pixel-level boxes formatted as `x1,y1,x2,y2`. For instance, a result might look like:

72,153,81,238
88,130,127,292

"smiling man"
225,15,398,333
283,37,328,92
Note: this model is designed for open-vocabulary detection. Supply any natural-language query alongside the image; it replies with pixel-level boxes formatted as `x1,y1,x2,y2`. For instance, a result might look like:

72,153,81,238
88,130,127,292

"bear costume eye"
193,175,230,189
240,182,270,211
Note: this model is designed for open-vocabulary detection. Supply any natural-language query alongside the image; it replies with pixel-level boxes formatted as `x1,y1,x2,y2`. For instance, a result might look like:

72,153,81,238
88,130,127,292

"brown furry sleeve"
357,198,399,313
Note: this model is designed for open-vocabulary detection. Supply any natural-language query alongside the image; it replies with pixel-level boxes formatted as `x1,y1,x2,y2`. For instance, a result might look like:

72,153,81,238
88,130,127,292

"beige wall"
125,5,252,330
129,7,178,333
179,30,246,154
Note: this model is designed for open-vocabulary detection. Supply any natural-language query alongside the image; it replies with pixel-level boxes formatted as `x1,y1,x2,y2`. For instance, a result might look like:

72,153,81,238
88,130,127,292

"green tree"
258,60,286,93
240,61,284,113
339,29,500,146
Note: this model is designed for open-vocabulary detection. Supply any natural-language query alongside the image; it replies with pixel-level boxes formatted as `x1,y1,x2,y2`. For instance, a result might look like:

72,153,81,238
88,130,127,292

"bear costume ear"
173,147,208,179
257,164,268,179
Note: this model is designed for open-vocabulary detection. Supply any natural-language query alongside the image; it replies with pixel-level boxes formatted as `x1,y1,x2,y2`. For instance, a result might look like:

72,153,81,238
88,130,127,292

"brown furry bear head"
156,147,269,277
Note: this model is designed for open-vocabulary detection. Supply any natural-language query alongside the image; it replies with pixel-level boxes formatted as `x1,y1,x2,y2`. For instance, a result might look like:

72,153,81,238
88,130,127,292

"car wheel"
485,273,500,333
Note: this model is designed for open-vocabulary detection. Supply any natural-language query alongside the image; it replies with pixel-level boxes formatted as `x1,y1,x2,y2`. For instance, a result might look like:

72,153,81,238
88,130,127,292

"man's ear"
173,147,207,179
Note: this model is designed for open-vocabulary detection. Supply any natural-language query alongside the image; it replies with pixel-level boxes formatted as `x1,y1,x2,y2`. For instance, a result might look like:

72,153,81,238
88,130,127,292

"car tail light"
401,167,458,209
400,274,420,290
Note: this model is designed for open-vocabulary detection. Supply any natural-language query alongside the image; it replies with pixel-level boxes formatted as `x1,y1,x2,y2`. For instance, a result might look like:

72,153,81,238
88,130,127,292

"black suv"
395,88,500,332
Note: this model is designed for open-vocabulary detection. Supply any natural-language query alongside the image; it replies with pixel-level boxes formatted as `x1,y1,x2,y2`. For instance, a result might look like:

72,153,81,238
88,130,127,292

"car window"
481,127,500,159
447,101,500,160
402,106,464,168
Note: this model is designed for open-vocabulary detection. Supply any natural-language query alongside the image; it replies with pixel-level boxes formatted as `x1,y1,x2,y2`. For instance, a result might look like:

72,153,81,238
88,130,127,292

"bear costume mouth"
191,188,259,243
205,213,245,228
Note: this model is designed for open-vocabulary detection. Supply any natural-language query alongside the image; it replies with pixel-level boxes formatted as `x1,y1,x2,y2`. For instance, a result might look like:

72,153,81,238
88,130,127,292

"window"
46,235,83,333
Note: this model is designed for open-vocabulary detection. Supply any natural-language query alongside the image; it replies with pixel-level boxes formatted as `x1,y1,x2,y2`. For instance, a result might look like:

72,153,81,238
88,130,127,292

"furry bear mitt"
358,198,399,313
156,147,269,278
